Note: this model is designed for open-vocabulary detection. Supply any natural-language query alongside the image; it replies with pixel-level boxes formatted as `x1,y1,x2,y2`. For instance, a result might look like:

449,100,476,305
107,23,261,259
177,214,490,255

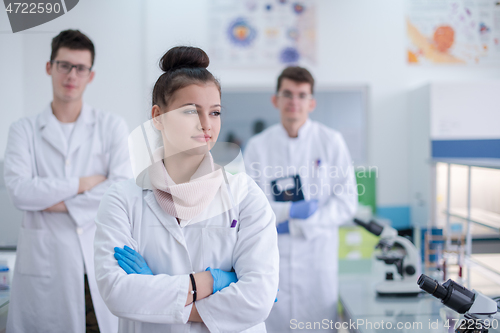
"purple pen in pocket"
230,219,238,228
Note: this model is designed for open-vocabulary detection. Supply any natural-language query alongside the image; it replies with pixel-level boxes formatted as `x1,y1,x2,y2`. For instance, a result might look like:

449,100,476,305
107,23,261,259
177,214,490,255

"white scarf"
148,152,224,222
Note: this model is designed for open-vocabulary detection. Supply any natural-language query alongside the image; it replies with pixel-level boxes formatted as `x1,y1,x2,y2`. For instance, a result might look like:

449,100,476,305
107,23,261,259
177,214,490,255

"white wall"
1,0,499,211
0,0,147,142
0,16,24,159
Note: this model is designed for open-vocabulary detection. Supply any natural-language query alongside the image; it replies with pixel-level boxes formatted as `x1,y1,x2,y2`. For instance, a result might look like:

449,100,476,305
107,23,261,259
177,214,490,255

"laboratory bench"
0,290,8,333
338,259,500,333
0,251,14,333
0,254,498,333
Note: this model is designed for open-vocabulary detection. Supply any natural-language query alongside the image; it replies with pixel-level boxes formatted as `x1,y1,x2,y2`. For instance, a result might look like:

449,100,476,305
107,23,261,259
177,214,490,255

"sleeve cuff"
182,303,193,324
195,298,220,333
64,178,87,226
272,201,292,224
70,177,80,196
289,211,323,239
288,218,305,237
65,194,91,227
176,274,191,323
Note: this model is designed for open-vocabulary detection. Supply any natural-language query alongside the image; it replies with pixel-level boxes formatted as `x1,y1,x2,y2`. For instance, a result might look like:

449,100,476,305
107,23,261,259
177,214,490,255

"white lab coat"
244,119,358,332
4,103,132,333
94,172,279,333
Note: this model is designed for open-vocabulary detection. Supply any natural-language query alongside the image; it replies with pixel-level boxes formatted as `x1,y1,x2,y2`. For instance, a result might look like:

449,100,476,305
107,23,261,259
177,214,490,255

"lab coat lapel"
39,105,67,156
144,191,187,248
68,103,95,156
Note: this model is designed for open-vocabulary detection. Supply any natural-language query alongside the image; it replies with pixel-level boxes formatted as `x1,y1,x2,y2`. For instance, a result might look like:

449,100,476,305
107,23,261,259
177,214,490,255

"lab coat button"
76,227,83,235
65,159,70,166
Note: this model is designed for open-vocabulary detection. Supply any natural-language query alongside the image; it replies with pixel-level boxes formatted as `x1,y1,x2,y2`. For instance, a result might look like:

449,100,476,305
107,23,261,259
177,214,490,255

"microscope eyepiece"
417,274,475,314
418,274,447,299
353,218,383,236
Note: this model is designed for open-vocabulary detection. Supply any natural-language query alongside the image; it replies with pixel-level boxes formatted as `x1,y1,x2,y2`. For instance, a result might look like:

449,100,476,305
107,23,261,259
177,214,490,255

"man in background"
244,66,358,332
4,29,131,333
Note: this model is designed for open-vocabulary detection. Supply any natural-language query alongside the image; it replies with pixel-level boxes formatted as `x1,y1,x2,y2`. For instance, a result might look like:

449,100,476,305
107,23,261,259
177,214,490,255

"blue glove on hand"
206,267,238,294
276,220,290,234
290,200,319,219
114,246,153,275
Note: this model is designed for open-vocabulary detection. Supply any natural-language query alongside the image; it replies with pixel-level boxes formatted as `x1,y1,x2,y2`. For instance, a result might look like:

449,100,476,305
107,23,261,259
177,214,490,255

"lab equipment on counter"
0,265,9,290
418,274,500,333
353,218,422,296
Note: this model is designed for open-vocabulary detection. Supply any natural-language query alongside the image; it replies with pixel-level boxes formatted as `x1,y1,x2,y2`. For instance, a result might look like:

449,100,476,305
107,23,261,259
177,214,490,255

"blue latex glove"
277,220,290,234
290,200,319,219
205,267,238,294
114,246,153,275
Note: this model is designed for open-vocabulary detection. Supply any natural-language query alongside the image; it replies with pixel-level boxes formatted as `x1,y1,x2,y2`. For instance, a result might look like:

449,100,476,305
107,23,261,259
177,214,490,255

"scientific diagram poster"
406,0,500,65
209,0,316,67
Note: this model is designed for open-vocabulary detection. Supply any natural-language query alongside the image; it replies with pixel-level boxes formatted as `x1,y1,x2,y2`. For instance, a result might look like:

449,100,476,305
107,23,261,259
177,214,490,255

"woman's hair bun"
159,46,210,72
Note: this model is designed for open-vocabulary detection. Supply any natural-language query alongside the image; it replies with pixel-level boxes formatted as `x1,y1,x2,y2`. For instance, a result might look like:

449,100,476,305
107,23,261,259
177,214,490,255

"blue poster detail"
227,17,257,47
280,46,300,63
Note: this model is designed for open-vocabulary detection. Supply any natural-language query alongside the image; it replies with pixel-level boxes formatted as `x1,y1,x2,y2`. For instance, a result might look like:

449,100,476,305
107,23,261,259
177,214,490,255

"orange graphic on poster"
433,25,454,52
234,26,250,40
406,19,464,64
408,50,419,63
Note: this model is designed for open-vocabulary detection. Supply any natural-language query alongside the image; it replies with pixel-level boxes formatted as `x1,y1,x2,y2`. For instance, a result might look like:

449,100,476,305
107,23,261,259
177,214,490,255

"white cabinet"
434,159,500,290
409,82,500,292
409,81,500,228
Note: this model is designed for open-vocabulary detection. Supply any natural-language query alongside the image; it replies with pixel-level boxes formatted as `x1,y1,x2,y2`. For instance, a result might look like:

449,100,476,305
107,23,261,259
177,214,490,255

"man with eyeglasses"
4,29,131,333
244,67,358,332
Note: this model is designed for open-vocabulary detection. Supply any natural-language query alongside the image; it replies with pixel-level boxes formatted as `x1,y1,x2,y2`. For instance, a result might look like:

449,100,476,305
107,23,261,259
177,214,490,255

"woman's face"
153,82,221,156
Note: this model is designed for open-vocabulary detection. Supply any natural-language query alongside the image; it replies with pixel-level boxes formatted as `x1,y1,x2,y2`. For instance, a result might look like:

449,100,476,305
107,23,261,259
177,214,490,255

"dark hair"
152,46,221,108
276,66,314,94
50,29,95,66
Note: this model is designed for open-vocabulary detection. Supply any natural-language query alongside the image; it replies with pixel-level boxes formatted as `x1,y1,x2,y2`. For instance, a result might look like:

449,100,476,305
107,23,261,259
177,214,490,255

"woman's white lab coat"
244,119,358,333
94,172,279,333
4,104,131,333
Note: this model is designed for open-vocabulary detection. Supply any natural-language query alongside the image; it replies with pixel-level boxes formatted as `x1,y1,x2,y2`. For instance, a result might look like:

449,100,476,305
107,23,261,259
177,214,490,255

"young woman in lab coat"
94,46,279,333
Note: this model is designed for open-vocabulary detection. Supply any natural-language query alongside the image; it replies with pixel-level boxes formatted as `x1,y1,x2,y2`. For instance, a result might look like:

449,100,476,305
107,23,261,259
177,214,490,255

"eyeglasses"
51,60,92,77
277,91,313,101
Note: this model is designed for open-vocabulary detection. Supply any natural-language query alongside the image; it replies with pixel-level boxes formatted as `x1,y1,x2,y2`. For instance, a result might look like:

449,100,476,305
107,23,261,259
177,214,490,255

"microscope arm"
394,235,421,277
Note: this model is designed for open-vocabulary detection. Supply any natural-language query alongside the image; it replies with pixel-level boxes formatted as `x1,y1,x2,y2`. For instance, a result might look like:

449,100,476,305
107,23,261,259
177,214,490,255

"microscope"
418,274,500,333
353,218,422,296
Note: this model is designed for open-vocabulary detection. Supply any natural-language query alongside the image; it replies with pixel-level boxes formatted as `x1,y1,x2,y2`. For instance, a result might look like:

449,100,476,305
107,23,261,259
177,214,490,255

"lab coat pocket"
16,227,53,277
202,227,238,272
